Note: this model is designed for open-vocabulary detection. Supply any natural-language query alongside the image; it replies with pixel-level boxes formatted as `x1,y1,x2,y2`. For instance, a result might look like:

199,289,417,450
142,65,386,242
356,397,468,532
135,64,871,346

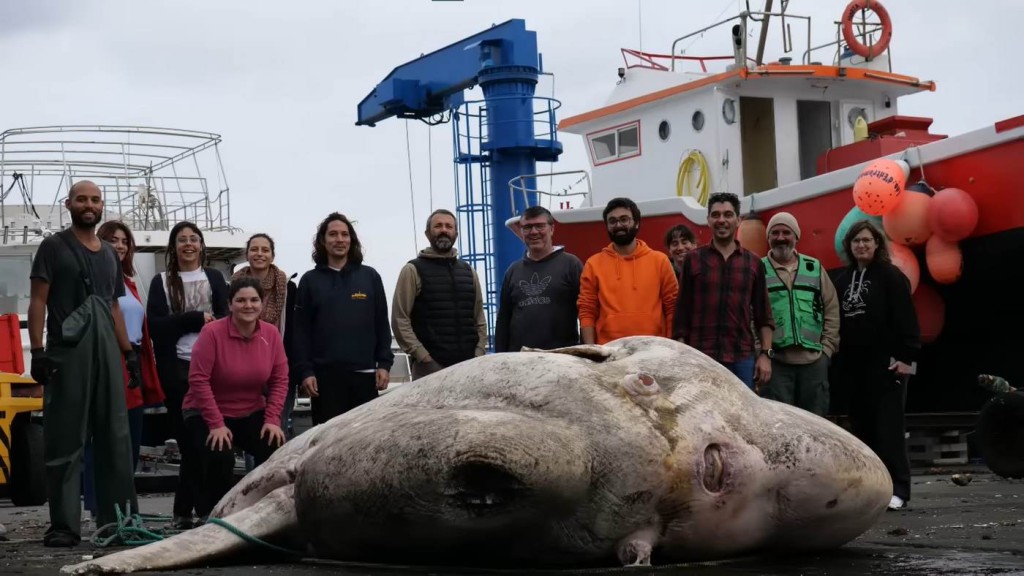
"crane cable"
675,149,710,206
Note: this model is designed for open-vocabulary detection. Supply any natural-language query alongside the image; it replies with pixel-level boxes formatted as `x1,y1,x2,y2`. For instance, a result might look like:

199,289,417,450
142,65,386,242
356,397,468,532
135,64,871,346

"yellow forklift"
0,313,46,506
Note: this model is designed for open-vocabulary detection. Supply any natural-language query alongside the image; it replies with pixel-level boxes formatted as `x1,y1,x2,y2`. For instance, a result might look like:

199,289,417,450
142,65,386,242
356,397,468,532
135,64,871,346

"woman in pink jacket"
182,276,288,523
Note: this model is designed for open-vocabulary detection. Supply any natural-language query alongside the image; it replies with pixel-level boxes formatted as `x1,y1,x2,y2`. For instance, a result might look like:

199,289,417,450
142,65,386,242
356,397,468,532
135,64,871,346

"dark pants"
185,410,279,518
310,367,378,426
83,406,144,516
281,380,297,439
763,354,831,416
411,358,445,381
721,356,755,390
838,352,912,501
161,358,199,519
43,343,137,543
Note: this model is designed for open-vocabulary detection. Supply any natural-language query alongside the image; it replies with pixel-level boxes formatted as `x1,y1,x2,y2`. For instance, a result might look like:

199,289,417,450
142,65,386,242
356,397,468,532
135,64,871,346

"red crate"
0,313,25,375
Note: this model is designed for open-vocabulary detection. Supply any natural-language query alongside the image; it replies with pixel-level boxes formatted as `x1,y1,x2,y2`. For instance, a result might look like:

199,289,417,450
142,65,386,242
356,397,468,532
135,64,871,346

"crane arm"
355,19,539,127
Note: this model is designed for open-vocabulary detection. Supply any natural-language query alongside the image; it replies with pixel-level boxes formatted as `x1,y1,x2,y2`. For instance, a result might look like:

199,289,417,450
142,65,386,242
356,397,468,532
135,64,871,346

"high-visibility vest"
762,254,824,351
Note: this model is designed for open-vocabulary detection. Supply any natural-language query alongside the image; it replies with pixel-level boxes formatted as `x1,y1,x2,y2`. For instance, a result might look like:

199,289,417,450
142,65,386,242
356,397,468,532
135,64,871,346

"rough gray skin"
63,336,892,574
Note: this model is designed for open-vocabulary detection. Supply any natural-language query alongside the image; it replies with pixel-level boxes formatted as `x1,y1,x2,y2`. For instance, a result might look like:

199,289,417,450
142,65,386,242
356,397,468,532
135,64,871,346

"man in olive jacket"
392,209,487,380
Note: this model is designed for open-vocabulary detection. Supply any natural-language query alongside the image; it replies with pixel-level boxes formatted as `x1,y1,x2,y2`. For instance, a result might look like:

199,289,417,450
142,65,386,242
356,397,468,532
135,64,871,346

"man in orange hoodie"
578,197,679,345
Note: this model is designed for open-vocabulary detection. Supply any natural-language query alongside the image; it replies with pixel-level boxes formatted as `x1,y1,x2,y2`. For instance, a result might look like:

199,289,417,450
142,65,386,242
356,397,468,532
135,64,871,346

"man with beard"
759,212,840,416
294,213,394,425
673,192,775,391
27,180,139,547
577,197,678,345
495,206,583,352
392,208,487,380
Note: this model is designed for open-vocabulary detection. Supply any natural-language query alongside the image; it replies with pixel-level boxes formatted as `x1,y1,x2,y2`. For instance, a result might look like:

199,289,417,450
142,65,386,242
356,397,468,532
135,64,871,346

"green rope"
205,518,304,557
90,503,183,547
90,503,303,558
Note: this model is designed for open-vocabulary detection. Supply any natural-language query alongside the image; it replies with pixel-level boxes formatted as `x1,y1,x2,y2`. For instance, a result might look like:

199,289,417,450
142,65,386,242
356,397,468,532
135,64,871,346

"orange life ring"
841,0,893,59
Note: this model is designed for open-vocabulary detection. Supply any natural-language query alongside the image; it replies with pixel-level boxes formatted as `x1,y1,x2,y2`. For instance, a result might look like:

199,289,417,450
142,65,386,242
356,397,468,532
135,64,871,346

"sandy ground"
1,470,1021,575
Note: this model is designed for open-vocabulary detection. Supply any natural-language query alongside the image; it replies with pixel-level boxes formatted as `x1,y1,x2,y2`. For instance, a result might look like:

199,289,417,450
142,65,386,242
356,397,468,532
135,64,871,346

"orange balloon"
738,218,768,257
928,187,979,242
889,242,919,294
883,190,933,246
912,282,945,344
852,159,907,216
925,235,963,284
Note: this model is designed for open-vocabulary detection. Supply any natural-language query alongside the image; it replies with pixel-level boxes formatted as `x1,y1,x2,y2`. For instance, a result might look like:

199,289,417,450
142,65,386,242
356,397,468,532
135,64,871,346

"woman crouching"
181,277,288,522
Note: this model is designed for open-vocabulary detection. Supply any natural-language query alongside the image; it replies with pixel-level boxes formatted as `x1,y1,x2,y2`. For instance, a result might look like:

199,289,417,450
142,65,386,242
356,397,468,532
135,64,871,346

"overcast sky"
1,0,1020,304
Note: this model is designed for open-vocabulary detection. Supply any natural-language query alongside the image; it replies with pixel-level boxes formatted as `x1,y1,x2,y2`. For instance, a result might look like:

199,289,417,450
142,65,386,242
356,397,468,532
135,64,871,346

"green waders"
43,294,137,542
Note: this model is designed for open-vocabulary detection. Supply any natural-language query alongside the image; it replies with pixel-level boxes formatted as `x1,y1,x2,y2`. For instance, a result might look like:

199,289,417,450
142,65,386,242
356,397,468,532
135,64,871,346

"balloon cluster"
840,158,980,343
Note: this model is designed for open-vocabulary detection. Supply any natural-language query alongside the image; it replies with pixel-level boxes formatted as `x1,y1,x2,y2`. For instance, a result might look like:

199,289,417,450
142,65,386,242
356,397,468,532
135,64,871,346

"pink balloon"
927,187,979,242
890,242,920,294
926,235,963,284
912,283,945,344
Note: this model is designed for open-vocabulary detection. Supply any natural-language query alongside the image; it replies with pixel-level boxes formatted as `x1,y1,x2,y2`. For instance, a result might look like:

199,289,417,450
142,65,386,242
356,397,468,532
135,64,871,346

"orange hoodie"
577,239,679,344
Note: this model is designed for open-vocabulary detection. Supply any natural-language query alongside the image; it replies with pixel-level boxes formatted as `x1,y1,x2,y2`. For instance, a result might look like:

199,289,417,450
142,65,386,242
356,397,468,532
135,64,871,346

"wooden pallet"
906,429,969,465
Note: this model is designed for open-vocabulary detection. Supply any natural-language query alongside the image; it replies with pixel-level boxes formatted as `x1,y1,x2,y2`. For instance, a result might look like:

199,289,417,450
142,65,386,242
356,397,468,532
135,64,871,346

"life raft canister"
841,0,893,60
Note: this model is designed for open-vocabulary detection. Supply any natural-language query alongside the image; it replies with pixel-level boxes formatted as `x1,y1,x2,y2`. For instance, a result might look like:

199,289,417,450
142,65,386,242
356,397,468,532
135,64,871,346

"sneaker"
887,495,906,510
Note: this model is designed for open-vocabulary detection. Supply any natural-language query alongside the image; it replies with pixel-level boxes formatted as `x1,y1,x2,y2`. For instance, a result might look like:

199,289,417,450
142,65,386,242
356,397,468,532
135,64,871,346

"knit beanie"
766,212,801,240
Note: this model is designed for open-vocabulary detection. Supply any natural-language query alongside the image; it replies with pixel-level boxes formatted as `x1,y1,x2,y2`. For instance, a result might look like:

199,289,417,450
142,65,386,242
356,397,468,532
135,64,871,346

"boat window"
589,122,641,165
0,255,32,315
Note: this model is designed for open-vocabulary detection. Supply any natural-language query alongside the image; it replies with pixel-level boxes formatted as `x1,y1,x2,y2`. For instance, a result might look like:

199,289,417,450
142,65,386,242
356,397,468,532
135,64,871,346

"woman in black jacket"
147,221,228,529
832,220,920,511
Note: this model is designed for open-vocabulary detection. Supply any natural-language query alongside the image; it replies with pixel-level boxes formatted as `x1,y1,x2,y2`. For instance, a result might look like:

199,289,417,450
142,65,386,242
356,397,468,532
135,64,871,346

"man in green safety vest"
760,212,840,416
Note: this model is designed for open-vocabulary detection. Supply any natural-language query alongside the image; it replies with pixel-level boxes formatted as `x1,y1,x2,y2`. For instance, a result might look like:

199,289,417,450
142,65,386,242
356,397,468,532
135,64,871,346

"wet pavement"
1,469,1021,575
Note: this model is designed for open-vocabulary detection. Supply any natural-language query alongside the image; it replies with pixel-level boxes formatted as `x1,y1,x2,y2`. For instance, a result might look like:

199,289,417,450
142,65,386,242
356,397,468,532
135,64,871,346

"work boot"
43,530,80,548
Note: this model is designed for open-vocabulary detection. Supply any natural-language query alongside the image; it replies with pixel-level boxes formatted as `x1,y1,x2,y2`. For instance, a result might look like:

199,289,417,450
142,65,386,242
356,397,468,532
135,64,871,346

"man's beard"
431,234,454,252
70,210,100,229
771,242,795,261
609,226,638,247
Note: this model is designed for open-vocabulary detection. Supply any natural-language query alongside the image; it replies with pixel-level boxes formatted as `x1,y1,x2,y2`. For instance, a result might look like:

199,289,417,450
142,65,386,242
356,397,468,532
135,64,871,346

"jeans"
721,356,755,390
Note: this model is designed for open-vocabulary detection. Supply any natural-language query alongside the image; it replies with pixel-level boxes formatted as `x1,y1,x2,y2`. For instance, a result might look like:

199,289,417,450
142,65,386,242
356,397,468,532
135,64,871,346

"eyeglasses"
520,223,549,233
606,216,634,227
176,235,202,245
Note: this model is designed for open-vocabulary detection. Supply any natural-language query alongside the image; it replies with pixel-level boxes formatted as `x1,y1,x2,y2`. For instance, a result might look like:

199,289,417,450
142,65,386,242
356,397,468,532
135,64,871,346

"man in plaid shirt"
672,192,775,390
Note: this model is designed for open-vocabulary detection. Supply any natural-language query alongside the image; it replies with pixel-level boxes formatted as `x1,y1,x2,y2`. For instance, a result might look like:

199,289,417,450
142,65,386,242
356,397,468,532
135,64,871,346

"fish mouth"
699,443,727,493
444,461,528,514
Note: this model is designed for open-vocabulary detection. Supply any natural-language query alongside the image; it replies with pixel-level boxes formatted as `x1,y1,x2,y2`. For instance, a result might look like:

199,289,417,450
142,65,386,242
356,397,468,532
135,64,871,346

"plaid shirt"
672,242,775,363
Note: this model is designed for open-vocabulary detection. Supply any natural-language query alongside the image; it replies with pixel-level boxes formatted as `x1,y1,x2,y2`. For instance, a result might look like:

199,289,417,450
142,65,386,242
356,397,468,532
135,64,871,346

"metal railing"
669,8,812,73
508,170,593,216
0,125,235,242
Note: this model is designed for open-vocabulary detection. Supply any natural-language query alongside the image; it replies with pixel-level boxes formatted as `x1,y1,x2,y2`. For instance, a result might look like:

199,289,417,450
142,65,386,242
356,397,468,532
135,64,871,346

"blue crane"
356,19,563,350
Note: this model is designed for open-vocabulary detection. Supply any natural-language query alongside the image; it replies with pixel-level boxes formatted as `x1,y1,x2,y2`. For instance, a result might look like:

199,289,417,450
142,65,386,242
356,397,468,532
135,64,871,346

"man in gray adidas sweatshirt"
495,206,584,353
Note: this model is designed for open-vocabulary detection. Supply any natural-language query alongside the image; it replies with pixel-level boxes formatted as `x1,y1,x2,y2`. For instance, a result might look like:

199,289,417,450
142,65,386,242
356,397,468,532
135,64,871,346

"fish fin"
523,344,615,362
211,428,318,517
61,484,299,575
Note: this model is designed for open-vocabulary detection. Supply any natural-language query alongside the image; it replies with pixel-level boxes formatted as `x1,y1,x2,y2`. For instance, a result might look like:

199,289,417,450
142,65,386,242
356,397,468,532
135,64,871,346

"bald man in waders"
28,180,140,547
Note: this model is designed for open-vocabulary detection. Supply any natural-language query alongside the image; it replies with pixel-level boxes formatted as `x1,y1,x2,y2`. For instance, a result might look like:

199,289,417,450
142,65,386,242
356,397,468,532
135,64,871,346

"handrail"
668,9,812,73
508,170,592,215
802,22,892,73
621,49,752,73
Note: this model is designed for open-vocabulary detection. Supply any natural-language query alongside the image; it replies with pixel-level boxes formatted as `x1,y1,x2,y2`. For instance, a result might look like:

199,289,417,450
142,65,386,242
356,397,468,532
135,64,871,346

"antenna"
638,0,643,53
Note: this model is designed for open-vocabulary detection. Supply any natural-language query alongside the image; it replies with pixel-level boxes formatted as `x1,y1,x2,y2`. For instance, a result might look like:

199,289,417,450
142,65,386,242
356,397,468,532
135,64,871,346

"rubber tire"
976,391,1024,479
9,413,47,506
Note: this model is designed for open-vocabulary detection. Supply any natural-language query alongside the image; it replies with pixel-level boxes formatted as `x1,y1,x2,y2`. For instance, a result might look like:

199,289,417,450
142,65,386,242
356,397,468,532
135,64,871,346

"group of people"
493,192,920,513
26,181,920,548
